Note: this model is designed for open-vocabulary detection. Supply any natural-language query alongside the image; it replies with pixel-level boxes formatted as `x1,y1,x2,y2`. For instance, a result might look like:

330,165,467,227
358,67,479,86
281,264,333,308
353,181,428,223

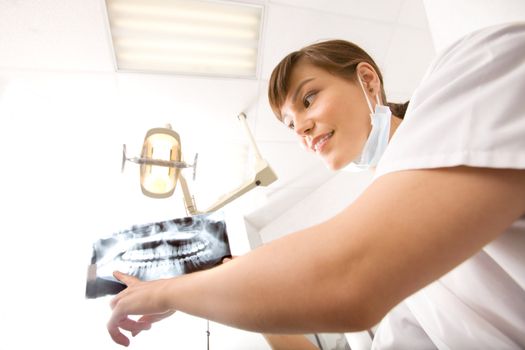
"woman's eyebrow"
291,78,315,103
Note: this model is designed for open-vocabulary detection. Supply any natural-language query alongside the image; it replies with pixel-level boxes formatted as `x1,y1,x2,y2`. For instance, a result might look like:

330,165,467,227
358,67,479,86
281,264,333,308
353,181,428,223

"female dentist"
106,22,525,349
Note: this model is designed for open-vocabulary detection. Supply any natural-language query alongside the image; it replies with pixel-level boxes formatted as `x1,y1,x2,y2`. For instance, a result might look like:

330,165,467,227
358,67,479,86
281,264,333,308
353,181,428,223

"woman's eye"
303,92,316,108
282,116,294,130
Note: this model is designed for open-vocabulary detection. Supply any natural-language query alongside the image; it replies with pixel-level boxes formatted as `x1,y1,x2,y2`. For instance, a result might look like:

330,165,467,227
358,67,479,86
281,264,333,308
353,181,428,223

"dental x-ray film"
85,212,231,299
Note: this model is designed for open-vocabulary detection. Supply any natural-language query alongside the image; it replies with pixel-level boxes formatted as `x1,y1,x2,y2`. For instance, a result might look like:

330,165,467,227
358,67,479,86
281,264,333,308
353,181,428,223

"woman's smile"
310,130,335,153
279,60,374,170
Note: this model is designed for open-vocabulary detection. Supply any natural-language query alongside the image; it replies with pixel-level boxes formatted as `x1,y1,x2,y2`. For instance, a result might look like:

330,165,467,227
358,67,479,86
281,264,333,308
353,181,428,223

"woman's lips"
311,131,334,153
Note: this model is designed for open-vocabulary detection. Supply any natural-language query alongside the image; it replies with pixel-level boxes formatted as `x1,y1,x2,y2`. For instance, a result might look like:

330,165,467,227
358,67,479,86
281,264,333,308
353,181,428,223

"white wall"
0,1,440,348
423,0,525,52
0,70,270,350
259,170,374,243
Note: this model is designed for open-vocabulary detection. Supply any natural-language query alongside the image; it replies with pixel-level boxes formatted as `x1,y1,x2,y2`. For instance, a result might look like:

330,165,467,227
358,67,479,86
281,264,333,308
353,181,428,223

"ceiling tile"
269,0,404,22
397,0,430,29
382,26,436,97
0,0,114,71
114,73,261,149
261,3,397,79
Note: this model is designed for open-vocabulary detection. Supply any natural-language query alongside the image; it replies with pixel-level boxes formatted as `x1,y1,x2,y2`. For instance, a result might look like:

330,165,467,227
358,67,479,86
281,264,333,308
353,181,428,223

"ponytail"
269,39,411,121
387,101,410,119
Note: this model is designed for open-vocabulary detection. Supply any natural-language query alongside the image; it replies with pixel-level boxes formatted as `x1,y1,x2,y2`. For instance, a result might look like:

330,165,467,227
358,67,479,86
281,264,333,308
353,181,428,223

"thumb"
222,255,238,264
113,271,141,286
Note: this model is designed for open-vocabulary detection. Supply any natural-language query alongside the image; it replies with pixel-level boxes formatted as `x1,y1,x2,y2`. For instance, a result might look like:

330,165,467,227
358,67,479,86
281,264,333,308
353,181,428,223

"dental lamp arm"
179,112,277,215
238,112,264,161
179,158,277,215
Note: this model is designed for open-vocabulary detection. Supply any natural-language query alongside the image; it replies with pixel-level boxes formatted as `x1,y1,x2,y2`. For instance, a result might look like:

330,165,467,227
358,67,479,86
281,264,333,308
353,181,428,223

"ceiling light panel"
105,0,263,77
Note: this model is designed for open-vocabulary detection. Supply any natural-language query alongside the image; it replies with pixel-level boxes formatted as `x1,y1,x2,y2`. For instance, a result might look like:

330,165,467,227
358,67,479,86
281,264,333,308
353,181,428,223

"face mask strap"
357,74,374,115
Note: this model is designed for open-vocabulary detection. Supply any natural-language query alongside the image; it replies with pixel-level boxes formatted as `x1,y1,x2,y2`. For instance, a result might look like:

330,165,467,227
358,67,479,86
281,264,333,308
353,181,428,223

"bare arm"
223,257,320,350
108,167,525,345
263,334,319,350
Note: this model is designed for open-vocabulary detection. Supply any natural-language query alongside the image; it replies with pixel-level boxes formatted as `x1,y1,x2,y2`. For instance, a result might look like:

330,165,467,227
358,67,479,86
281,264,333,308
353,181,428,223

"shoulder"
426,22,525,79
375,22,525,178
410,22,525,106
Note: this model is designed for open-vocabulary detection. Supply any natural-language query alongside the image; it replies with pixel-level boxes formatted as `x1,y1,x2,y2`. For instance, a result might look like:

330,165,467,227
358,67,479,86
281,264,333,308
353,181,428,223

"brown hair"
268,39,409,120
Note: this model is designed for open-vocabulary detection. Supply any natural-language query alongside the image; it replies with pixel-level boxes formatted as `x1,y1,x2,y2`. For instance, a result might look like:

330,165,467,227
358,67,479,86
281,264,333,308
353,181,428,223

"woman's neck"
389,115,403,140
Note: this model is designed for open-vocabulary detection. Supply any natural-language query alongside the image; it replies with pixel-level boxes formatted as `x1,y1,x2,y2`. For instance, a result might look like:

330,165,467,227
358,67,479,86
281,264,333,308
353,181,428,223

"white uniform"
370,22,525,349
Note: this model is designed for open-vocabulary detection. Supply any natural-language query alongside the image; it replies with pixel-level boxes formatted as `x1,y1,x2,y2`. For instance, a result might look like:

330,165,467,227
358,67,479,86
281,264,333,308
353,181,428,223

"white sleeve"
375,22,525,179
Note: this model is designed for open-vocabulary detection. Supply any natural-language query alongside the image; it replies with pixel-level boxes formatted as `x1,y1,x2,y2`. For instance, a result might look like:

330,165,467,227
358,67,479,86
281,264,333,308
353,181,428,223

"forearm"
108,168,525,347
263,333,319,350
164,223,370,333
163,167,525,334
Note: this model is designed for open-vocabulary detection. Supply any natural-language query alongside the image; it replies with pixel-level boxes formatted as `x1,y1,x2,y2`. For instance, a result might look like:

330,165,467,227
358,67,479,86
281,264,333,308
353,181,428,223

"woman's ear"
356,62,380,96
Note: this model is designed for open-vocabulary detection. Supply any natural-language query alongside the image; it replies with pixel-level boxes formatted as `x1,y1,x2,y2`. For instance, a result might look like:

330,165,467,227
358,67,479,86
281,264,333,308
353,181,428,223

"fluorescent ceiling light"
105,0,263,77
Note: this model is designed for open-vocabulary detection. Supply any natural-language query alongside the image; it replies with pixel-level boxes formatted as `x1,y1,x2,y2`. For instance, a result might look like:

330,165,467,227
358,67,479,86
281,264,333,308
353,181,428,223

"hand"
107,271,176,347
222,256,236,263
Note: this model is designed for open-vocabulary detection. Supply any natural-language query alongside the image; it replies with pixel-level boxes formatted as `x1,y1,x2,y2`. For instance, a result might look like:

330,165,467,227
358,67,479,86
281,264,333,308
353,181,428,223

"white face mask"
350,75,392,169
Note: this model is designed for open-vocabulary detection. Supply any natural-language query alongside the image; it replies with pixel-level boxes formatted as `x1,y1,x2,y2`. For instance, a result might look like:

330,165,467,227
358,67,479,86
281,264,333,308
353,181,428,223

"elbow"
354,308,384,331
333,287,388,331
342,302,384,331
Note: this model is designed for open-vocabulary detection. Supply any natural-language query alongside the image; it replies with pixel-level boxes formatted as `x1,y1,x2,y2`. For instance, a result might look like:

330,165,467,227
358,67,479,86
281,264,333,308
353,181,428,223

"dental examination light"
122,126,198,198
122,113,278,215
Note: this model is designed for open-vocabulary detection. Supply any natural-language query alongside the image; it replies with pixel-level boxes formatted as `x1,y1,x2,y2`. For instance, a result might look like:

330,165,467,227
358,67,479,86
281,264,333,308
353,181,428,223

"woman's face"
279,60,373,170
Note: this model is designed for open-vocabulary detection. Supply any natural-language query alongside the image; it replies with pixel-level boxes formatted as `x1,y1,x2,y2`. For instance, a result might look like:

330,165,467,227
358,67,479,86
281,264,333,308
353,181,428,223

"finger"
110,295,119,310
138,310,175,324
119,317,152,334
108,327,129,347
110,291,126,310
113,271,141,286
130,321,152,337
107,315,131,347
132,311,175,337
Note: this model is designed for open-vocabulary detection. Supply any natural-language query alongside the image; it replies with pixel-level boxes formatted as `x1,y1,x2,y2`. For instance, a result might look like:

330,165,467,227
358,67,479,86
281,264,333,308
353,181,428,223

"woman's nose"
294,118,314,137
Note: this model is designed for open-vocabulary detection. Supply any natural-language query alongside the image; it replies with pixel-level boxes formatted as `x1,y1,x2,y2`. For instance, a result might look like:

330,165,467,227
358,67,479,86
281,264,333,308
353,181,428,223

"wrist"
158,275,182,311
161,271,200,312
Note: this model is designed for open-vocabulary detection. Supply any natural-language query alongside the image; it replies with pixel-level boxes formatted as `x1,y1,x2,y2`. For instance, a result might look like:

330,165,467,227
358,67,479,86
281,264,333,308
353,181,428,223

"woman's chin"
322,157,350,171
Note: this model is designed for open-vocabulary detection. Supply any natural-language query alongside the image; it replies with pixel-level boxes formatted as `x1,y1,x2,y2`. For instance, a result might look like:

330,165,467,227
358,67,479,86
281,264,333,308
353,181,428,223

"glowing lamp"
122,113,277,215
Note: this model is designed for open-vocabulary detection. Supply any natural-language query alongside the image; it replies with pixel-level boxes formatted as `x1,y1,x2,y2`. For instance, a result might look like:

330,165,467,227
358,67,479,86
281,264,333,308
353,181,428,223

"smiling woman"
268,40,406,170
105,22,525,349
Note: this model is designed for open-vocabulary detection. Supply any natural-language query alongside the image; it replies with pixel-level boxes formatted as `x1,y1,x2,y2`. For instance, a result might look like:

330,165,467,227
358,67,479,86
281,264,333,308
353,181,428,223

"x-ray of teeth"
85,211,231,299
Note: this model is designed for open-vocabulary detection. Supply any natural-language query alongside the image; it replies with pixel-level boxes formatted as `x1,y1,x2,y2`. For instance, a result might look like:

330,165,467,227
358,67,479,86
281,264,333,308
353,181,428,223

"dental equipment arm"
180,113,277,215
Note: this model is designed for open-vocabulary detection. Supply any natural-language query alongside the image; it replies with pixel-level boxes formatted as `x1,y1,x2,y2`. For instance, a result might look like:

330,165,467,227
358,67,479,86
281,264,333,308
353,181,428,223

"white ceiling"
0,1,437,349
0,0,436,229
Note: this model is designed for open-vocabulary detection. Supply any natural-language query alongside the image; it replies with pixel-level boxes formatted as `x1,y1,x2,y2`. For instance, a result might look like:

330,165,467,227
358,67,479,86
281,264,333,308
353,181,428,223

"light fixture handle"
177,112,278,216
238,112,263,161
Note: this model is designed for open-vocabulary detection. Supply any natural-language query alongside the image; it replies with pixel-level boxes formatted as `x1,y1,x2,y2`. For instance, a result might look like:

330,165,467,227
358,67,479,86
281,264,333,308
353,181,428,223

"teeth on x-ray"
85,212,232,299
